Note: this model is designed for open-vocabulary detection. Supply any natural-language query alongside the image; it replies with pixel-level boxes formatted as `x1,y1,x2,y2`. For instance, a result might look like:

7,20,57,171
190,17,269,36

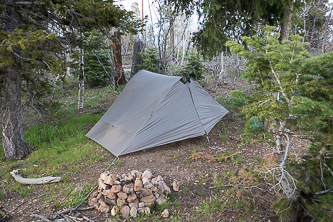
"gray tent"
86,70,229,157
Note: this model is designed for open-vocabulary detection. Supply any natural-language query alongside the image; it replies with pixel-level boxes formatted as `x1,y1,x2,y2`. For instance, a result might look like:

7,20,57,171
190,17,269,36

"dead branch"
30,213,51,222
54,207,95,217
10,169,62,184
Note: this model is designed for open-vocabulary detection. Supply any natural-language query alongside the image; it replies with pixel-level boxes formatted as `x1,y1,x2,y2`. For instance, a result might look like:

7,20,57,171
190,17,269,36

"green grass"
171,153,180,159
0,189,4,201
0,87,116,201
65,182,97,208
219,135,228,141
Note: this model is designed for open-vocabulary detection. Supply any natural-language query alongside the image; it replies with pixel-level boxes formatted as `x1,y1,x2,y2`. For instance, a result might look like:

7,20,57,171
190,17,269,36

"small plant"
66,182,96,208
219,135,228,141
182,187,189,194
195,140,205,147
174,199,182,207
113,160,122,167
171,153,180,159
191,148,197,153
215,92,249,111
183,158,191,165
196,190,205,196
54,203,61,209
19,186,32,198
0,189,4,201
233,154,245,165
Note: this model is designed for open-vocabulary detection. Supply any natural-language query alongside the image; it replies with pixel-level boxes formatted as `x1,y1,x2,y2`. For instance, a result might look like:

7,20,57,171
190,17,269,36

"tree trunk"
113,31,126,88
279,4,294,42
78,40,84,110
169,2,174,62
2,50,31,159
131,38,143,74
170,25,174,61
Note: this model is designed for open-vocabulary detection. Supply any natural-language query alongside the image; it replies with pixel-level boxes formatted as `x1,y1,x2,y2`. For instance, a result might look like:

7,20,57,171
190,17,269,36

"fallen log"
10,170,62,185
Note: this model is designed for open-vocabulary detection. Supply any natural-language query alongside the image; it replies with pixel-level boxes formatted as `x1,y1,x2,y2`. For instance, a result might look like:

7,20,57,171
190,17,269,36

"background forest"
0,0,333,221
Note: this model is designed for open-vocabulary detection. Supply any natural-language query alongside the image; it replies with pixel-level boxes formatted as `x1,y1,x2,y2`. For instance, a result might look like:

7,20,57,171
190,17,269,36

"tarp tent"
86,70,229,157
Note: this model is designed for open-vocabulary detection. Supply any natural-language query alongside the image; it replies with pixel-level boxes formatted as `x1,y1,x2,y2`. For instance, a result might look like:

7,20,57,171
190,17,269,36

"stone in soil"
142,169,153,179
103,189,117,199
104,174,116,185
173,180,179,191
145,207,151,215
127,193,137,203
117,192,128,200
111,184,122,193
140,194,156,203
161,209,169,218
100,171,109,181
120,205,130,219
88,198,99,209
138,202,145,208
123,183,134,194
117,198,126,207
98,178,107,190
137,188,152,198
162,181,171,194
98,199,110,213
104,197,116,206
129,199,139,208
156,197,167,205
134,179,143,191
142,177,149,185
130,207,138,218
111,206,118,216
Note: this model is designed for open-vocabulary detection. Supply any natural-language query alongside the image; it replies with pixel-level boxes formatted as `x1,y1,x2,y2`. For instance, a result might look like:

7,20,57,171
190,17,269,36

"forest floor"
0,75,306,222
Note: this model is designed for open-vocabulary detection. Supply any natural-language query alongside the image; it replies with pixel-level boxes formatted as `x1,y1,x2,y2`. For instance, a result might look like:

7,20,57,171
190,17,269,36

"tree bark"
279,4,294,42
169,3,174,61
131,38,143,74
2,50,31,159
113,31,126,88
78,36,84,109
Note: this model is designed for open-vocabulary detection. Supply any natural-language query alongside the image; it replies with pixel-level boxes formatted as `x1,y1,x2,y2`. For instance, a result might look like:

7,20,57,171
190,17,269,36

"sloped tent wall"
86,70,229,157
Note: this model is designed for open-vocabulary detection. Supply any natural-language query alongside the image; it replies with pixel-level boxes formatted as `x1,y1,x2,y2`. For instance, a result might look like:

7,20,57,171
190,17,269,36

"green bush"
84,51,112,87
181,52,205,80
216,92,249,110
138,48,159,72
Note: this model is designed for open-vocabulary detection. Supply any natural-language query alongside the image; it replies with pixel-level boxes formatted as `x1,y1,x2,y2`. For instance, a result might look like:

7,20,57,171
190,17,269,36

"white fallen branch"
10,170,62,184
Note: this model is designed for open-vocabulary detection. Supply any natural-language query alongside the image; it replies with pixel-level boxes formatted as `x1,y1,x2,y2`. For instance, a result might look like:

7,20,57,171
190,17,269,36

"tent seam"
187,82,208,135
118,78,179,156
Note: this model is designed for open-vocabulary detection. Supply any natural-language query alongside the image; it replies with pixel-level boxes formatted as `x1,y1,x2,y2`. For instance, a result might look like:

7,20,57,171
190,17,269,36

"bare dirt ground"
1,79,306,222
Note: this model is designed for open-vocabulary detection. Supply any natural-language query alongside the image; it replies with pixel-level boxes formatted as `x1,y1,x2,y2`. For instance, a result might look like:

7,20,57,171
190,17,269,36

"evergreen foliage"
180,52,205,80
0,0,139,159
170,0,306,57
138,48,160,72
227,26,333,221
84,30,113,87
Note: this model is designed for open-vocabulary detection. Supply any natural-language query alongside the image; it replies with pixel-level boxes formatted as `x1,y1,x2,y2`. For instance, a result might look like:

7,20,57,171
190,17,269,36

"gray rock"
130,207,137,218
111,206,119,216
161,209,169,218
120,205,130,219
142,169,153,179
129,198,139,208
134,179,143,191
145,207,151,215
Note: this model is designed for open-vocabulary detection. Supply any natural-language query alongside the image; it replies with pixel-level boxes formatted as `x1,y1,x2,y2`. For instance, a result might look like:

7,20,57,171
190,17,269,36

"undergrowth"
0,84,117,212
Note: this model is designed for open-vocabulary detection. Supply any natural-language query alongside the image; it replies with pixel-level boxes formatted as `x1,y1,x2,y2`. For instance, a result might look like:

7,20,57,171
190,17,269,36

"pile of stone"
88,169,179,219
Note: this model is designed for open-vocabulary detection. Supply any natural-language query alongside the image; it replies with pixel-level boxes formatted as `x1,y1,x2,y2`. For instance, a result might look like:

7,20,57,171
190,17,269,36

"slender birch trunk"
78,35,84,110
